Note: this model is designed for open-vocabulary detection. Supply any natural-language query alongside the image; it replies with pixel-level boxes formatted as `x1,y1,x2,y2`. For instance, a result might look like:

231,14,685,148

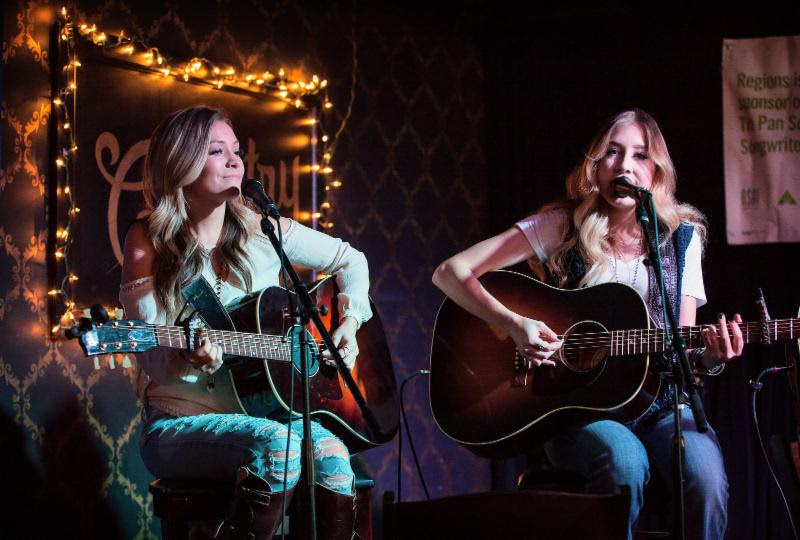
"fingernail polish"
717,313,724,320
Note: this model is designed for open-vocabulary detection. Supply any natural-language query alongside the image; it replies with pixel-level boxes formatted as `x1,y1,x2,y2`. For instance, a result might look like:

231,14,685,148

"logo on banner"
740,187,760,210
778,190,797,205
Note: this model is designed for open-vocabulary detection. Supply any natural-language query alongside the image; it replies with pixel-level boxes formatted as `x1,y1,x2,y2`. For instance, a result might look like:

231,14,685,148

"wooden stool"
148,478,232,540
149,474,375,540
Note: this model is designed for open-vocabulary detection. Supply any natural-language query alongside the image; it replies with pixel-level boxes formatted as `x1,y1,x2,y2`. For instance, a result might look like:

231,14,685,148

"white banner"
722,35,800,244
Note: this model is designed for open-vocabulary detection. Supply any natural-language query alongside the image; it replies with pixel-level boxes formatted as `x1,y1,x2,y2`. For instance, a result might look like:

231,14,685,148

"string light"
47,6,351,342
49,7,81,341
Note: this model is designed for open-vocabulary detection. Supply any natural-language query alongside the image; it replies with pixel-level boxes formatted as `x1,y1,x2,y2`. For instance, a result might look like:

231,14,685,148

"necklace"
214,270,223,297
203,246,225,298
609,253,641,287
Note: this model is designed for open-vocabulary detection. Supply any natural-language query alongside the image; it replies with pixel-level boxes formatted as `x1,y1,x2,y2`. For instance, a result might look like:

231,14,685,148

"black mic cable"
751,363,799,540
397,369,431,503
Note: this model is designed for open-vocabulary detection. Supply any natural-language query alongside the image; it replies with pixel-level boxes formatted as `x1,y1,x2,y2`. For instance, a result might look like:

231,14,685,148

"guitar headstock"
68,317,157,357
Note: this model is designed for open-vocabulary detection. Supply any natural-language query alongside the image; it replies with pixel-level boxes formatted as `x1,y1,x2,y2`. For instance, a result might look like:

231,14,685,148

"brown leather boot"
218,467,295,540
315,485,356,540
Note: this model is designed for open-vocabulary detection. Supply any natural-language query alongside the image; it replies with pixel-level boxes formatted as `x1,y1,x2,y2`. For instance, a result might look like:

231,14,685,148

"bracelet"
691,347,726,376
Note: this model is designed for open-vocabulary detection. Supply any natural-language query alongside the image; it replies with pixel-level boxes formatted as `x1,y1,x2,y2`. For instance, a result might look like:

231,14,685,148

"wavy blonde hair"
143,106,253,314
542,109,707,287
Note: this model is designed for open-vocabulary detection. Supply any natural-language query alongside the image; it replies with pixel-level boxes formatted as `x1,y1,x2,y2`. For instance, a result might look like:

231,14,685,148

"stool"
148,478,232,540
353,475,375,539
149,474,375,540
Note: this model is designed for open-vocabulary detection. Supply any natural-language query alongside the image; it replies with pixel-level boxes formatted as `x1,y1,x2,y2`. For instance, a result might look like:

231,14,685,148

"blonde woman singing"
433,109,743,539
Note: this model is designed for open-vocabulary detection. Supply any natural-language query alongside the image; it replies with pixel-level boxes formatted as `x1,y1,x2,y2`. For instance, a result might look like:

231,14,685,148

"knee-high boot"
218,467,295,540
293,485,356,540
315,485,356,540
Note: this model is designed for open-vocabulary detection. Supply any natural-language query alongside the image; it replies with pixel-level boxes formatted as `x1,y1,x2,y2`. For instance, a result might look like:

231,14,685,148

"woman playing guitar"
121,106,372,539
433,109,743,540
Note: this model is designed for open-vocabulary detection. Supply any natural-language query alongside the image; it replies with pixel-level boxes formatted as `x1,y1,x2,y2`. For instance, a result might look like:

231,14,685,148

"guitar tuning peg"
756,288,771,345
65,317,93,339
90,304,109,324
65,326,82,339
318,303,329,316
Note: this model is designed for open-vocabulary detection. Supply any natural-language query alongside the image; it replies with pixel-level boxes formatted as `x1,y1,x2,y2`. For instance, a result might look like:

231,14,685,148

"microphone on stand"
612,176,651,199
242,178,281,219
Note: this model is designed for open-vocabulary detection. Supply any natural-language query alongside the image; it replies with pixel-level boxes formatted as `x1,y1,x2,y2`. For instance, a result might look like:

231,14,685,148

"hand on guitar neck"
699,312,744,370
186,337,224,375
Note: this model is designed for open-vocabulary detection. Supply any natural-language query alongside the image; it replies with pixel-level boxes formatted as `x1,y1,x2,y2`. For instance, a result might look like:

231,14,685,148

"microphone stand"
633,192,708,540
256,208,381,540
258,214,318,540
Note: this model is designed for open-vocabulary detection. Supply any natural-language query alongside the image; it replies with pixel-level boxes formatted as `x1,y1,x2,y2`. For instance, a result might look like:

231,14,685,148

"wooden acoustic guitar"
74,276,399,452
429,270,799,458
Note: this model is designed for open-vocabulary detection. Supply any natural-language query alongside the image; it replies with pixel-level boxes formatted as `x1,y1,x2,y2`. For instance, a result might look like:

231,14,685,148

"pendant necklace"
610,254,641,287
204,246,225,298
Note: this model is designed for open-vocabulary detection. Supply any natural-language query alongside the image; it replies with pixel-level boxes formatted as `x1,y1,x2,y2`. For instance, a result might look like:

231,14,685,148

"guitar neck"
153,324,294,361
609,317,799,356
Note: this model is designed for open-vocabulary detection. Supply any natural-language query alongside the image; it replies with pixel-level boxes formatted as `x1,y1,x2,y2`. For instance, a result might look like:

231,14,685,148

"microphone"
612,176,650,199
242,179,281,219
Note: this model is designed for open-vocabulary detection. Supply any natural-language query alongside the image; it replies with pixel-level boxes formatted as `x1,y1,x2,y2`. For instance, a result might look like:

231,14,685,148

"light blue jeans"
544,411,728,540
140,409,355,495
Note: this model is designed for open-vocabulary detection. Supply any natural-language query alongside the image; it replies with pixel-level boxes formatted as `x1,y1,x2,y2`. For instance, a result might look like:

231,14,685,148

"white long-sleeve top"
119,217,372,417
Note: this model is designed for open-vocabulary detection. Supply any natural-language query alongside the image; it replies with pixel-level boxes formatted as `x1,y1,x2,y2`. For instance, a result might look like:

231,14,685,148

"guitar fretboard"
151,324,306,362
605,318,798,356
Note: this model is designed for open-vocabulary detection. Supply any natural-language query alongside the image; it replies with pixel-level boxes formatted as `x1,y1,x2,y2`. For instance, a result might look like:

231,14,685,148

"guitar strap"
179,277,236,331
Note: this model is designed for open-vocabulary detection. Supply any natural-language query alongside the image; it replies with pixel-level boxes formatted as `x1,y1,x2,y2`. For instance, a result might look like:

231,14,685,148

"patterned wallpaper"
1,1,489,538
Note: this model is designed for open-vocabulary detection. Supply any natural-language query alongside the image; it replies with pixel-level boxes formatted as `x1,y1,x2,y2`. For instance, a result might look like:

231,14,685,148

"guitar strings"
546,319,797,359
114,323,328,360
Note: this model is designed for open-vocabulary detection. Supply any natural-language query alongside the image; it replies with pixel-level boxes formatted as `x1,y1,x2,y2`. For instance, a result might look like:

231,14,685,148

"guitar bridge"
512,351,530,387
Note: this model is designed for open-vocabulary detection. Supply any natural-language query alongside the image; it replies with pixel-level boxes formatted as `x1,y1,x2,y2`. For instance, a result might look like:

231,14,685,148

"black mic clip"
612,176,651,200
242,178,281,220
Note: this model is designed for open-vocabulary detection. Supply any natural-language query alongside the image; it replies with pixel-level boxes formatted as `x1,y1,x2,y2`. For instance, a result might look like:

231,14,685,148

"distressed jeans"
140,409,355,495
543,411,729,540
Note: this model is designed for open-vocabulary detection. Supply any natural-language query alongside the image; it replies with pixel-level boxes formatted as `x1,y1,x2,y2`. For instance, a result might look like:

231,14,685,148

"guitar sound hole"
559,320,609,373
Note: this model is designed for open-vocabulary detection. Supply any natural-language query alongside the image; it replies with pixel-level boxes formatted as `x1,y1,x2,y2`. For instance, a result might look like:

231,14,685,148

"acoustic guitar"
429,270,798,458
74,276,399,452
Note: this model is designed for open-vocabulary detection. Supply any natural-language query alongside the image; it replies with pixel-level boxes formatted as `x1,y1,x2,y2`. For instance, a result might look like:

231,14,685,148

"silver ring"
535,343,546,351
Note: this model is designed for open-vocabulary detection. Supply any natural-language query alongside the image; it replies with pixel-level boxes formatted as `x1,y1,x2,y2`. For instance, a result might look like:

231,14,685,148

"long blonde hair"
143,106,253,314
543,109,707,287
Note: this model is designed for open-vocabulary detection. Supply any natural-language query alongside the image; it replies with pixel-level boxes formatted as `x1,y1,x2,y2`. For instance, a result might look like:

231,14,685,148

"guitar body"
429,270,660,458
214,277,399,453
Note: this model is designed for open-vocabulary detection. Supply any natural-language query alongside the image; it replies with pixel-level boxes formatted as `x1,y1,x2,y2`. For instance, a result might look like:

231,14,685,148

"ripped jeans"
140,408,355,495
